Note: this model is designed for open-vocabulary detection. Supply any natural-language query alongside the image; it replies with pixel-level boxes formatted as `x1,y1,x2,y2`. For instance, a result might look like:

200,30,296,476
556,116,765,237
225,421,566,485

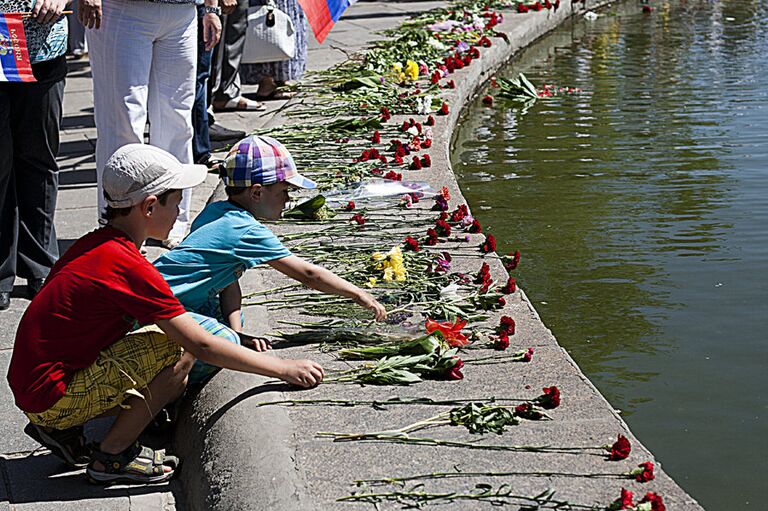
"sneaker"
24,423,90,468
208,123,246,142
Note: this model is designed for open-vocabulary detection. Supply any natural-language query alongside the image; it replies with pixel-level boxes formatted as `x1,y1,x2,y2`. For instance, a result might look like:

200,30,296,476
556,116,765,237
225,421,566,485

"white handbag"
242,0,296,64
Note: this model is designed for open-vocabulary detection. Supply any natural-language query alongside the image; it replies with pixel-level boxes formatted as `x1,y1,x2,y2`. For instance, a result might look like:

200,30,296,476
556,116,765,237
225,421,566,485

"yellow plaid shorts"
26,326,183,430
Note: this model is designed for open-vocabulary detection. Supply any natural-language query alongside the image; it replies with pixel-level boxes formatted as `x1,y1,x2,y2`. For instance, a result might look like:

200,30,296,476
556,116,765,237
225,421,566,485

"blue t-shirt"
154,200,291,312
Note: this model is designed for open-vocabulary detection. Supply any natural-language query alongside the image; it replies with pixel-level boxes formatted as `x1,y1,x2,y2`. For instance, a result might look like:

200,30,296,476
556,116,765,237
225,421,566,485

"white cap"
103,144,208,208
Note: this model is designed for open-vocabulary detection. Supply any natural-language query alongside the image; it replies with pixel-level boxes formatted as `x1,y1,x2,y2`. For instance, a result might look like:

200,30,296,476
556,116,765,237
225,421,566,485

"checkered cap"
220,135,316,189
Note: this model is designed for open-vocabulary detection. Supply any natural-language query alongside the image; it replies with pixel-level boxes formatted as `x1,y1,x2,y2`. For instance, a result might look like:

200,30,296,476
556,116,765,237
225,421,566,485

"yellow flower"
404,60,419,81
397,72,406,83
394,267,407,281
383,267,395,281
391,62,403,72
371,252,385,262
366,277,378,288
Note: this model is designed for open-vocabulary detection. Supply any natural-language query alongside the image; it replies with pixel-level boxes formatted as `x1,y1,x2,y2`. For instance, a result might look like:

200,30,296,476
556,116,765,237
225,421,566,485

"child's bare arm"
157,313,323,387
267,255,387,321
220,280,271,351
219,280,243,331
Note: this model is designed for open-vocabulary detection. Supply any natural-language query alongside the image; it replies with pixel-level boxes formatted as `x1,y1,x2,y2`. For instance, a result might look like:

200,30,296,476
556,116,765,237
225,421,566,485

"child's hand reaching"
280,359,324,387
354,291,388,322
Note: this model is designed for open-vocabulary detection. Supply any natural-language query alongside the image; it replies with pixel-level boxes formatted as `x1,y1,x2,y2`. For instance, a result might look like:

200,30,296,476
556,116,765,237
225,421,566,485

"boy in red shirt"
7,144,323,485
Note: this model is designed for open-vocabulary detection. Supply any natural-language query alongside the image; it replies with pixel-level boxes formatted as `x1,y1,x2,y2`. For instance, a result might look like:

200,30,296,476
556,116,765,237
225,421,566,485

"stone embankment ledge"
175,1,705,510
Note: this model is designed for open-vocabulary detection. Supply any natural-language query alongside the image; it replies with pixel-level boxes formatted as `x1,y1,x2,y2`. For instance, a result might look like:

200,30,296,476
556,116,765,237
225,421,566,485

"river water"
451,1,767,509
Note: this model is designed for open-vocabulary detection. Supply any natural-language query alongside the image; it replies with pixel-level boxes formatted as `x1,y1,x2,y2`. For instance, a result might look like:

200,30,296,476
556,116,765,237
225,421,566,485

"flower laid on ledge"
403,236,420,252
501,277,516,294
534,385,560,409
344,201,355,211
607,434,632,460
425,317,470,347
351,213,366,225
370,246,407,282
502,250,521,271
609,488,665,511
439,102,450,115
629,461,655,482
482,94,494,106
480,234,497,253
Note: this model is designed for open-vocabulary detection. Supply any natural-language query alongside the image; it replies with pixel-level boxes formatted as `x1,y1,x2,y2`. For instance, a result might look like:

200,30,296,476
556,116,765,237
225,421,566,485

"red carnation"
425,228,439,246
394,154,404,165
482,95,494,106
480,234,496,253
344,201,355,211
445,357,464,380
439,186,450,200
517,3,529,12
468,218,482,233
421,155,431,167
438,102,449,115
608,434,632,461
536,386,561,409
379,155,388,164
642,4,653,12
544,0,552,8
611,488,634,510
634,461,655,483
494,332,509,350
426,115,435,126
351,213,366,225
514,402,543,420
383,171,402,181
503,250,521,271
462,55,472,66
474,262,490,283
401,121,410,132
447,80,456,89
380,107,391,121
532,2,543,10
435,219,451,237
499,315,515,335
523,347,534,362
496,296,506,307
501,277,516,294
639,492,665,511
410,156,422,170
403,236,420,252
372,130,381,144
422,138,432,149
479,36,492,47
450,204,468,222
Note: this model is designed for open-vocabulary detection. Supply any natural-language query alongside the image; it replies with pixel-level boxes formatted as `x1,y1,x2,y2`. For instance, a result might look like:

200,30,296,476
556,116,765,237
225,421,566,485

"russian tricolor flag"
0,13,35,82
297,0,357,43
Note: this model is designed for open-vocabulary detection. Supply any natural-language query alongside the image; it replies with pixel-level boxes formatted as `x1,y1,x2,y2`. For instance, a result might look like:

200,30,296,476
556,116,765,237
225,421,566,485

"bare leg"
95,352,195,470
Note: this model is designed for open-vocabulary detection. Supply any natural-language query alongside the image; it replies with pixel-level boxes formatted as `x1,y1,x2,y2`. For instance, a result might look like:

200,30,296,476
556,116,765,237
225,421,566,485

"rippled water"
452,1,768,508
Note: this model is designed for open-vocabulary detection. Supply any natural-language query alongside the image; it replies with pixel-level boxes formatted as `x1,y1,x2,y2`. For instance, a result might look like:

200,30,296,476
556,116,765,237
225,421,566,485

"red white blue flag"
297,0,356,43
0,12,35,82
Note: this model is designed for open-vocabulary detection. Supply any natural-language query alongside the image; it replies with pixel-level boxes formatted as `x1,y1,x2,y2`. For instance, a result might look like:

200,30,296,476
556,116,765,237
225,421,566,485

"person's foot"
211,97,266,112
253,89,297,101
27,278,45,299
208,123,246,142
195,153,225,170
23,423,90,468
0,292,10,311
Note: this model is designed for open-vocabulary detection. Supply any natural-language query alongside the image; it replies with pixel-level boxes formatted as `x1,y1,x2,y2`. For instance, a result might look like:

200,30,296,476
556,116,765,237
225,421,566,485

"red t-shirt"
7,227,187,413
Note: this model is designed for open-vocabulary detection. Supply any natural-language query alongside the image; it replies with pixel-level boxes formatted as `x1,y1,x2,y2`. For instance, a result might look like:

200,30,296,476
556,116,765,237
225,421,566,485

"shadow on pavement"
0,452,177,504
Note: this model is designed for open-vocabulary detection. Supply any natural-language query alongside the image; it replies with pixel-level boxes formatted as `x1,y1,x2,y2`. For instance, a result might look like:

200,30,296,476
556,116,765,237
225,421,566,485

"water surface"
452,1,768,508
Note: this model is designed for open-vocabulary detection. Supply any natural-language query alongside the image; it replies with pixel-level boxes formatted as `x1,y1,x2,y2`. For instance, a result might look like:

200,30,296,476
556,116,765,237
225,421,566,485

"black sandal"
86,443,180,485
24,422,90,468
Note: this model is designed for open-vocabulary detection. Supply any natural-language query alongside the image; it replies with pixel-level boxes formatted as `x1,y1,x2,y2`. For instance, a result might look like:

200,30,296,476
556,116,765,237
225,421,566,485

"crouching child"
6,144,323,485
153,135,387,383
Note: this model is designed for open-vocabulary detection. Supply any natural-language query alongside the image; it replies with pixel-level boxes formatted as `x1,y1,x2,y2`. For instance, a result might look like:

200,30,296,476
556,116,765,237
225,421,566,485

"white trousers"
87,0,197,239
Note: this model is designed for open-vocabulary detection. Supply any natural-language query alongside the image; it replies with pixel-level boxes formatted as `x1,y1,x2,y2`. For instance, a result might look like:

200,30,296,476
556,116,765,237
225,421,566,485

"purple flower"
456,41,470,52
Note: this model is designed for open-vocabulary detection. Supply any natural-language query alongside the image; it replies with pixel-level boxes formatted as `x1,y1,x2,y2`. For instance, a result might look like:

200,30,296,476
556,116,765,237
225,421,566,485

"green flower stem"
250,396,520,408
318,432,605,455
356,469,630,486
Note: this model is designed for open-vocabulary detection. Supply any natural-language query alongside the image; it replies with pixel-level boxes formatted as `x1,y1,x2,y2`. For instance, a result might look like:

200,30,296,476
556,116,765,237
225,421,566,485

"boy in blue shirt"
154,136,386,382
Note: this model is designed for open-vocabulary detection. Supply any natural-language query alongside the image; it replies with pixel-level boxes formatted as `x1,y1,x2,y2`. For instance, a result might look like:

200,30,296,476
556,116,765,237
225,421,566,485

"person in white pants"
83,0,221,244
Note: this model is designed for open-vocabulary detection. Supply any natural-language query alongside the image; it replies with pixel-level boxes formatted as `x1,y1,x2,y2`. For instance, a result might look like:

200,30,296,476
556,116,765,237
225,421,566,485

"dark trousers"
193,5,213,162
0,57,65,292
210,0,248,103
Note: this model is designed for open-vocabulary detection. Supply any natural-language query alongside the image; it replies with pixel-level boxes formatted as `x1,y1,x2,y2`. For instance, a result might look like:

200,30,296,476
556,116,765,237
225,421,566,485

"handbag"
242,0,296,64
